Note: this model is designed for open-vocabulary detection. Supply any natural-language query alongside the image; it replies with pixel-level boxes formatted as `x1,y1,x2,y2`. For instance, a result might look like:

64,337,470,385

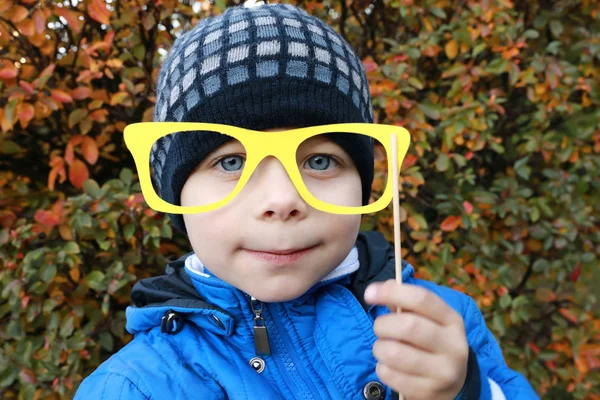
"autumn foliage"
1,0,599,398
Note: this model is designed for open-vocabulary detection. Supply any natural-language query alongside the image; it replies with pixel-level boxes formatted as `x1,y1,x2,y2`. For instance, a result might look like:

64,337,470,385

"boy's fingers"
364,280,463,327
373,312,445,353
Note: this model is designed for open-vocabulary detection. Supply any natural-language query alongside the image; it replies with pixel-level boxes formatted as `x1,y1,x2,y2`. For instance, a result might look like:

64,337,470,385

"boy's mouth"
242,244,318,264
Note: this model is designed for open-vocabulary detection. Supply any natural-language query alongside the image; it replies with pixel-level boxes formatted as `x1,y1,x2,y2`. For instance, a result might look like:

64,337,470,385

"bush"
0,0,598,398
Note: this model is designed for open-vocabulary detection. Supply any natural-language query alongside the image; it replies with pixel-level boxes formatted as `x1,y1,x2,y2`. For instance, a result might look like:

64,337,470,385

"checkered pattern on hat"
150,3,373,196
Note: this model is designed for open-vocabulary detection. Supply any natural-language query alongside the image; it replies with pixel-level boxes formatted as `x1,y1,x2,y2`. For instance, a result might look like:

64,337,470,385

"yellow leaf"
445,39,459,60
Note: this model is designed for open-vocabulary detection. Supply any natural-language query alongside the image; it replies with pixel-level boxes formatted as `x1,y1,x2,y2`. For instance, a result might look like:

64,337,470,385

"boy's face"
181,127,362,302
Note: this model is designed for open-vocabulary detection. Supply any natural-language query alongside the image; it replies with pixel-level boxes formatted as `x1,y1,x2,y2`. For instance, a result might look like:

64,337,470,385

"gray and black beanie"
151,2,375,234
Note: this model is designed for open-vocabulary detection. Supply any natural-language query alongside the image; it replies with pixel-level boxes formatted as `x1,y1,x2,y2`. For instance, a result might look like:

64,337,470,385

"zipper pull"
250,296,271,356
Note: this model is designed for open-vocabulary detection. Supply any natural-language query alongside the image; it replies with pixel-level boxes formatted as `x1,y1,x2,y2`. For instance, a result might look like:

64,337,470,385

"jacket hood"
126,230,414,334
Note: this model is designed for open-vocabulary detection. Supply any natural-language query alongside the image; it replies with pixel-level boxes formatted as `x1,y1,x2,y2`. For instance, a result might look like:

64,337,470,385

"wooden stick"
391,133,403,298
390,133,405,400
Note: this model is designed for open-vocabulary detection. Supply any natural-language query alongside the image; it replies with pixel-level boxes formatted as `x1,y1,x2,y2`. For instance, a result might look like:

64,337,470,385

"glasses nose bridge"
255,132,298,161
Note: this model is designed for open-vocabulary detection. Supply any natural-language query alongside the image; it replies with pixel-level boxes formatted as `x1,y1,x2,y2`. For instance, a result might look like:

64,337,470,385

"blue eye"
219,156,244,171
306,155,332,171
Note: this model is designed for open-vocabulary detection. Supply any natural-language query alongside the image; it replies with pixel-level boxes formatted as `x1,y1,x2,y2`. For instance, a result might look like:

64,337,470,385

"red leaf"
50,89,73,103
569,263,581,282
558,308,579,324
82,136,99,165
0,67,18,79
21,295,30,310
72,86,92,100
401,154,417,171
33,9,46,33
362,57,378,73
19,80,36,95
68,159,89,189
19,369,36,384
88,0,112,25
34,209,61,227
463,201,474,214
441,215,461,232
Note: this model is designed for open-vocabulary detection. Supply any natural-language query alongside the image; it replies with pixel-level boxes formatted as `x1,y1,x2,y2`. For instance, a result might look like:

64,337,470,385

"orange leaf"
64,141,74,165
441,215,461,232
89,109,108,123
17,103,35,129
72,86,92,100
34,209,61,227
16,18,35,37
50,89,73,103
10,5,29,23
82,136,99,165
0,67,18,79
68,159,89,189
69,268,80,283
32,9,46,33
54,6,83,34
48,156,66,190
88,0,112,25
445,39,458,59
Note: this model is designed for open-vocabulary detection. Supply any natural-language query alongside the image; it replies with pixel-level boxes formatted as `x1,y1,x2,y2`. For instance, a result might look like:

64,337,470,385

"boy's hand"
364,280,469,400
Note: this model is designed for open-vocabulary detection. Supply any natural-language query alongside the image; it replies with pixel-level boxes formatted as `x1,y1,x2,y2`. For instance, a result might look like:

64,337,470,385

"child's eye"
304,154,339,171
209,154,245,176
219,155,245,171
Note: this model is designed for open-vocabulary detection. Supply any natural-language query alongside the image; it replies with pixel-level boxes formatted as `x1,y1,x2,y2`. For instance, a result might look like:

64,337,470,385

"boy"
75,2,539,399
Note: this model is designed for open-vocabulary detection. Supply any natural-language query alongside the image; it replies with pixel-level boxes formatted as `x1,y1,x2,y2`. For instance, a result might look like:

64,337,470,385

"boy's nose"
250,156,308,221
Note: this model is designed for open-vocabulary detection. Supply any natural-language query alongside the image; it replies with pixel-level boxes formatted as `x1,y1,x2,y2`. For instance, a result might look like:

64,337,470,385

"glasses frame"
123,122,411,215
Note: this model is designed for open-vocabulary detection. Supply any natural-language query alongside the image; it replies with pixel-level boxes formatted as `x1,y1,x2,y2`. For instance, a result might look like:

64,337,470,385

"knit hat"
151,2,374,234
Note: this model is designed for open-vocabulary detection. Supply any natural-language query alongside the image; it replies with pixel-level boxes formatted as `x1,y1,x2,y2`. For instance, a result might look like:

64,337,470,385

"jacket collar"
126,231,414,335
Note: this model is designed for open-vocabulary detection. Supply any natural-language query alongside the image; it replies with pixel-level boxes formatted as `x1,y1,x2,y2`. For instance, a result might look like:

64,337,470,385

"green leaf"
63,242,80,255
59,314,75,338
124,223,136,241
435,153,450,172
499,294,512,309
485,58,509,74
82,179,102,199
408,77,424,90
133,44,146,61
417,103,441,120
406,48,421,59
86,271,105,287
39,264,57,283
550,20,563,38
68,109,88,129
99,332,114,352
120,168,133,187
472,43,486,57
523,29,540,39
0,140,23,154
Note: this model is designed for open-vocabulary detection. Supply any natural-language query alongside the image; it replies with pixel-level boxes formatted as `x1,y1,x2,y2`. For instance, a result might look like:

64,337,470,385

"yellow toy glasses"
123,122,410,215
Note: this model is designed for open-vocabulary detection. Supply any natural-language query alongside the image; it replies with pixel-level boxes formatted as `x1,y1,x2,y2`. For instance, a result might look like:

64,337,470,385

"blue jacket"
75,231,539,399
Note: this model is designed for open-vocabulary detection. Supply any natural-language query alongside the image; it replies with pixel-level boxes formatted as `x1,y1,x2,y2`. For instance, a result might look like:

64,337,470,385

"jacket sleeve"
74,372,150,400
460,295,540,400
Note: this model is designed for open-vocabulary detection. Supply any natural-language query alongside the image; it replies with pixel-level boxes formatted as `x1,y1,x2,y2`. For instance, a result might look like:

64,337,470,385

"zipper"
249,296,271,356
245,295,320,399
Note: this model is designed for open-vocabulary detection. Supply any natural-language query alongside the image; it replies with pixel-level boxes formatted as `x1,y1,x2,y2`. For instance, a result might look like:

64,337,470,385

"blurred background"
0,0,599,398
